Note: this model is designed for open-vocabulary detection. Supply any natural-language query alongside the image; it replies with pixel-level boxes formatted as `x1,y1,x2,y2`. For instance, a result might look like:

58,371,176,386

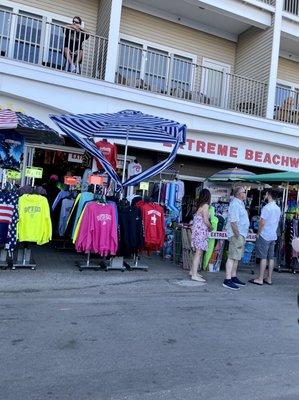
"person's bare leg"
231,260,239,278
64,48,74,65
225,258,234,280
191,249,202,276
265,259,274,284
254,259,267,284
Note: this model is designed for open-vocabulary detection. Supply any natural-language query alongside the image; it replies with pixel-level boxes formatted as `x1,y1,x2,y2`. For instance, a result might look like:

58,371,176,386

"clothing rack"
124,252,148,271
13,243,36,270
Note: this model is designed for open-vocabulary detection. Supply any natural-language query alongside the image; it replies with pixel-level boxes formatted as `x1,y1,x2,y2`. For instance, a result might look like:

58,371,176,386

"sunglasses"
73,20,81,24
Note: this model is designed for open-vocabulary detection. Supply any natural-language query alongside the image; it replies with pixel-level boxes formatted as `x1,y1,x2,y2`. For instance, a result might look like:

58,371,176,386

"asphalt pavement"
0,247,298,400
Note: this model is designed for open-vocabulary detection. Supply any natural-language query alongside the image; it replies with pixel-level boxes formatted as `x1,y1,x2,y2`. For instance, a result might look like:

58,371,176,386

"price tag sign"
25,167,43,179
64,176,79,186
88,175,104,185
6,170,21,180
139,182,149,191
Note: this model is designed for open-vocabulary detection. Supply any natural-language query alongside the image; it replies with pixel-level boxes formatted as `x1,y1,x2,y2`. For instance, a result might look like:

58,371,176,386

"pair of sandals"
248,279,272,286
189,273,206,283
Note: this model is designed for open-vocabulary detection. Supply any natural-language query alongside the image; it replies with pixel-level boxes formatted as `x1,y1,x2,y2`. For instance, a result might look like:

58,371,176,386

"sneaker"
231,277,246,286
70,64,76,73
223,279,240,290
191,275,206,283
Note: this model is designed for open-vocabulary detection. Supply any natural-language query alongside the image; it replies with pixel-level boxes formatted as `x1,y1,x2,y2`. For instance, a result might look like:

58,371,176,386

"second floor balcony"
0,9,298,128
284,0,299,16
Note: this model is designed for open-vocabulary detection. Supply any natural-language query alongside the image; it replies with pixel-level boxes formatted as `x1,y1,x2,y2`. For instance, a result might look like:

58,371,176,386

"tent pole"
122,129,129,184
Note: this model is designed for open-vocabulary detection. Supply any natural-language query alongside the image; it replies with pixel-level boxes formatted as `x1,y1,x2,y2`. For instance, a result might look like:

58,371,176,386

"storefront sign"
6,170,21,180
209,231,256,241
139,182,149,191
68,153,83,163
163,136,299,172
25,167,43,179
88,175,104,185
64,176,79,186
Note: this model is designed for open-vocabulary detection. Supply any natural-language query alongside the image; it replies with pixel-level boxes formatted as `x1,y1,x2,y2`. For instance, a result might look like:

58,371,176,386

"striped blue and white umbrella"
208,167,255,182
50,110,186,189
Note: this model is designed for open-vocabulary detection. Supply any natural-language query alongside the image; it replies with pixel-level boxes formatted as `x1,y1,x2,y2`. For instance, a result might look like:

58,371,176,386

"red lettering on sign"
196,141,206,152
272,154,280,165
186,139,195,151
263,153,272,164
207,142,216,154
230,147,238,158
281,156,289,167
290,157,299,168
217,145,228,157
255,151,263,162
245,149,254,160
163,143,172,148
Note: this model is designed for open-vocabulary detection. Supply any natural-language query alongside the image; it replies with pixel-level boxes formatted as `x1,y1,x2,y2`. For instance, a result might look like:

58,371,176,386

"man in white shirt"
223,186,250,290
249,189,281,286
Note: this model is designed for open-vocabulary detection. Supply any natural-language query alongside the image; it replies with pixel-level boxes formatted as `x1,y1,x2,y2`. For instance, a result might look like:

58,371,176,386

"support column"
104,0,122,83
266,0,283,119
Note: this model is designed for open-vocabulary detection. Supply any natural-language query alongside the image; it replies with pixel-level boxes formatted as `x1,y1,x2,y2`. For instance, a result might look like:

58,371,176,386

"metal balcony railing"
0,11,108,79
284,0,299,16
256,0,275,4
116,42,268,117
274,86,299,125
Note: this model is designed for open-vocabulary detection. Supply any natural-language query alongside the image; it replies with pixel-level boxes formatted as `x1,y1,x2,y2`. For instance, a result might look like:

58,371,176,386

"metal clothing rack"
124,252,148,271
13,244,36,270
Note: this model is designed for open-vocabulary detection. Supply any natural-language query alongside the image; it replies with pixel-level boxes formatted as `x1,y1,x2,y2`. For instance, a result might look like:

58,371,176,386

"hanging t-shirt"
137,201,165,251
17,194,52,245
0,190,19,250
0,131,24,171
75,202,118,255
176,180,185,202
127,162,142,178
95,140,118,171
58,198,75,237
119,206,144,252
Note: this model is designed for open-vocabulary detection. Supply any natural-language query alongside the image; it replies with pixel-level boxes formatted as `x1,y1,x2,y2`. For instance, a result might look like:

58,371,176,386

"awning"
0,109,63,145
247,171,299,183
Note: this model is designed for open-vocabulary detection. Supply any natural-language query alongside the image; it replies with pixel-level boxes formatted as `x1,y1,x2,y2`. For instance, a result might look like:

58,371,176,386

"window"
14,11,43,64
0,3,72,69
117,37,195,96
201,59,230,107
276,83,299,109
0,7,12,56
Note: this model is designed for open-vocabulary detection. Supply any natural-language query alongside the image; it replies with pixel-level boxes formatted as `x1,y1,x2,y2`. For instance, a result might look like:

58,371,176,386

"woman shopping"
190,189,211,282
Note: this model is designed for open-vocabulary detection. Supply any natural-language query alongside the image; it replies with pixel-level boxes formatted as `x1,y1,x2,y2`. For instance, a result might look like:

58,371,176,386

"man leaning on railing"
63,16,89,74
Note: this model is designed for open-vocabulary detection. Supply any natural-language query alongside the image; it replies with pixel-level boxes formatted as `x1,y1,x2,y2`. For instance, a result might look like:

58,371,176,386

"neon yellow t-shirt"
17,194,52,245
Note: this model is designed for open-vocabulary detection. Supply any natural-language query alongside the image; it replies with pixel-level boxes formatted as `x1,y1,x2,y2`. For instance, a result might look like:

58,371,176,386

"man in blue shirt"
223,186,249,290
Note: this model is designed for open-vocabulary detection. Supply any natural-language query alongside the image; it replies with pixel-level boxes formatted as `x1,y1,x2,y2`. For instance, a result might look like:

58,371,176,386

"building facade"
0,0,299,181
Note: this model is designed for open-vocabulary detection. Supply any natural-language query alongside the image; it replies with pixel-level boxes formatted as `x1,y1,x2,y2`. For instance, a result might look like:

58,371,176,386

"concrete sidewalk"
0,246,298,400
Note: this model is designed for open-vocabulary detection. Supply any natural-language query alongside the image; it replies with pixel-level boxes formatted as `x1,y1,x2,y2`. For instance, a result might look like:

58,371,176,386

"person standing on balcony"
64,16,89,73
223,186,249,290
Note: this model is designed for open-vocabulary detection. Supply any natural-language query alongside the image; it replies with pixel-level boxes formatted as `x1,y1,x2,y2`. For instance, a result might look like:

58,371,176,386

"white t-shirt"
128,162,142,178
226,197,250,238
260,201,281,241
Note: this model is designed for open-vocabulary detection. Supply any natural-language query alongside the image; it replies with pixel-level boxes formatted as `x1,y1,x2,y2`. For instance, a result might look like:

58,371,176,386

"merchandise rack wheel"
79,268,83,272
31,267,36,270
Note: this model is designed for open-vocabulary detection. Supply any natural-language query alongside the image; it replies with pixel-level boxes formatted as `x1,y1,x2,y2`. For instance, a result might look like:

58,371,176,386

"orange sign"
88,175,104,185
64,176,79,186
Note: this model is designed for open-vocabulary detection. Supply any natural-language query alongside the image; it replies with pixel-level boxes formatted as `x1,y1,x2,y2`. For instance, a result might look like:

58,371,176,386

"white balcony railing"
116,42,268,117
0,11,108,79
274,86,299,125
284,0,299,16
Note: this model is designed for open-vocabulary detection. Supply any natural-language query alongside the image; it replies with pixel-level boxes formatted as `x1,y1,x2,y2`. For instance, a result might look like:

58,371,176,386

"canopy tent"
0,109,63,145
49,110,187,189
208,167,255,182
247,171,299,183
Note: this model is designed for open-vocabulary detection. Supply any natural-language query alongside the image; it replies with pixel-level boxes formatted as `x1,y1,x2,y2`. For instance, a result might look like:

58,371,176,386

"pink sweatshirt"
75,202,118,256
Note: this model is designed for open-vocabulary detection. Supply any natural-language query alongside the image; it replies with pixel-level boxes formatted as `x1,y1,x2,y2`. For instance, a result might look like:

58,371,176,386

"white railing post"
266,0,283,119
104,0,122,83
